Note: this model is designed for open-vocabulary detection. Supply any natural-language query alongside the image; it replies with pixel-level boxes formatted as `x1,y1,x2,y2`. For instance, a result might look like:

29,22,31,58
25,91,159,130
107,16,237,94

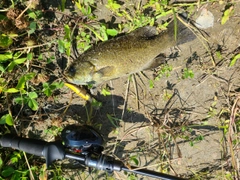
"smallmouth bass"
65,18,195,86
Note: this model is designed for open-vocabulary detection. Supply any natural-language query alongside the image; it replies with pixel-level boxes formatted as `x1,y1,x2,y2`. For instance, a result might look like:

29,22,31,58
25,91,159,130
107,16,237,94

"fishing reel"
0,124,185,179
61,125,104,155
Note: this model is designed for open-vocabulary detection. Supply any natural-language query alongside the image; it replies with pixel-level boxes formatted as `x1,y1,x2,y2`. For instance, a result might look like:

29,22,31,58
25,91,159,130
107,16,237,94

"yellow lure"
64,82,91,101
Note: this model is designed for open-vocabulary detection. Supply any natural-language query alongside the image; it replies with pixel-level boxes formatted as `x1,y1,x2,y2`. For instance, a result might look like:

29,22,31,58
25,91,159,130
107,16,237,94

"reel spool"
61,125,104,155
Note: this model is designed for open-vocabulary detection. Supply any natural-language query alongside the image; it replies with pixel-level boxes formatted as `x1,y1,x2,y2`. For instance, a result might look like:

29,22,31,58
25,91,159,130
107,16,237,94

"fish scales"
65,19,195,85
88,30,170,72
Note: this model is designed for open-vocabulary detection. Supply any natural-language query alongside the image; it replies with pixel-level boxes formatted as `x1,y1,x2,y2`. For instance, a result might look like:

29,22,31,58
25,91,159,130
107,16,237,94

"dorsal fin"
129,26,158,38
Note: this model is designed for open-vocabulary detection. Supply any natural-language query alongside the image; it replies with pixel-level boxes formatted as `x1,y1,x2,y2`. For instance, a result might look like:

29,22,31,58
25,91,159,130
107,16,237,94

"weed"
163,90,173,101
182,68,194,79
0,114,13,126
0,34,13,48
105,0,122,17
129,155,139,166
189,134,204,147
0,150,39,179
149,64,172,88
221,4,234,25
58,25,72,56
75,0,95,17
44,126,63,137
107,114,121,128
15,91,39,111
181,126,205,147
229,53,240,67
207,100,218,118
101,86,111,96
155,64,173,81
42,81,64,97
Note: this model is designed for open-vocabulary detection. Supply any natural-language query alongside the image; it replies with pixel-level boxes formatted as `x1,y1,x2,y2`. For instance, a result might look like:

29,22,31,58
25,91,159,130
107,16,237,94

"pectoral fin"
93,66,116,81
142,54,166,70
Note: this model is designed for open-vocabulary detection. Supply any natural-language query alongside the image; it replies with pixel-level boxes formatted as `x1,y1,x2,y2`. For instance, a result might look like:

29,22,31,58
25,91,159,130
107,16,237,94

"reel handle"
0,134,65,166
0,134,46,156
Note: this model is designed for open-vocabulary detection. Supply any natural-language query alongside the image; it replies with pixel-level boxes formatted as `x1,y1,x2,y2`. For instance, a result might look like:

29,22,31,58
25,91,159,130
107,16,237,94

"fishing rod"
0,124,185,180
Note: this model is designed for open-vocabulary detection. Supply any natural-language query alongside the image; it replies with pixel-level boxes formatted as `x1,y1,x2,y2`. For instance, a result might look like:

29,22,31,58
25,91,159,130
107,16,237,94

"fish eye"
68,65,76,76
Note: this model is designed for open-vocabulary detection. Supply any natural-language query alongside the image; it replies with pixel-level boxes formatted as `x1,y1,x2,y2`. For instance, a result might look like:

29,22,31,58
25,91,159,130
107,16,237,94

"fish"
65,17,195,86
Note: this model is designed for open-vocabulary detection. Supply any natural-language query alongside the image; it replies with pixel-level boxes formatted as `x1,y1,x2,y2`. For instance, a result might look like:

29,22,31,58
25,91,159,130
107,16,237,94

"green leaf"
189,141,194,147
7,61,16,72
229,53,240,67
38,53,43,60
106,29,118,36
28,92,38,99
58,40,65,53
54,81,64,88
27,52,33,60
61,0,66,11
0,115,6,124
5,114,13,126
181,126,187,132
127,174,137,180
13,51,23,59
87,5,91,14
25,72,36,80
64,25,71,41
43,88,51,97
182,68,194,79
50,81,64,89
42,82,64,97
75,1,82,10
14,57,27,64
14,96,26,104
28,98,38,111
196,135,204,141
10,152,22,164
5,88,19,93
100,25,108,41
0,34,13,48
64,41,71,56
112,3,121,10
81,5,92,16
0,64,5,72
0,14,7,20
149,79,154,89
16,73,36,90
15,77,26,90
28,11,37,20
42,82,52,97
7,57,27,72
91,98,102,108
106,114,120,128
130,155,139,166
0,157,3,167
2,166,15,177
28,22,37,34
10,156,19,163
0,114,13,126
101,87,111,96
0,52,13,62
221,5,234,25
43,82,49,88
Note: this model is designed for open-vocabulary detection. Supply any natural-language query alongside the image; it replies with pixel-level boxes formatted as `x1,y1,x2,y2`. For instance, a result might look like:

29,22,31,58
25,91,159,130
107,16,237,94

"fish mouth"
64,77,75,85
62,70,72,82
64,75,89,86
